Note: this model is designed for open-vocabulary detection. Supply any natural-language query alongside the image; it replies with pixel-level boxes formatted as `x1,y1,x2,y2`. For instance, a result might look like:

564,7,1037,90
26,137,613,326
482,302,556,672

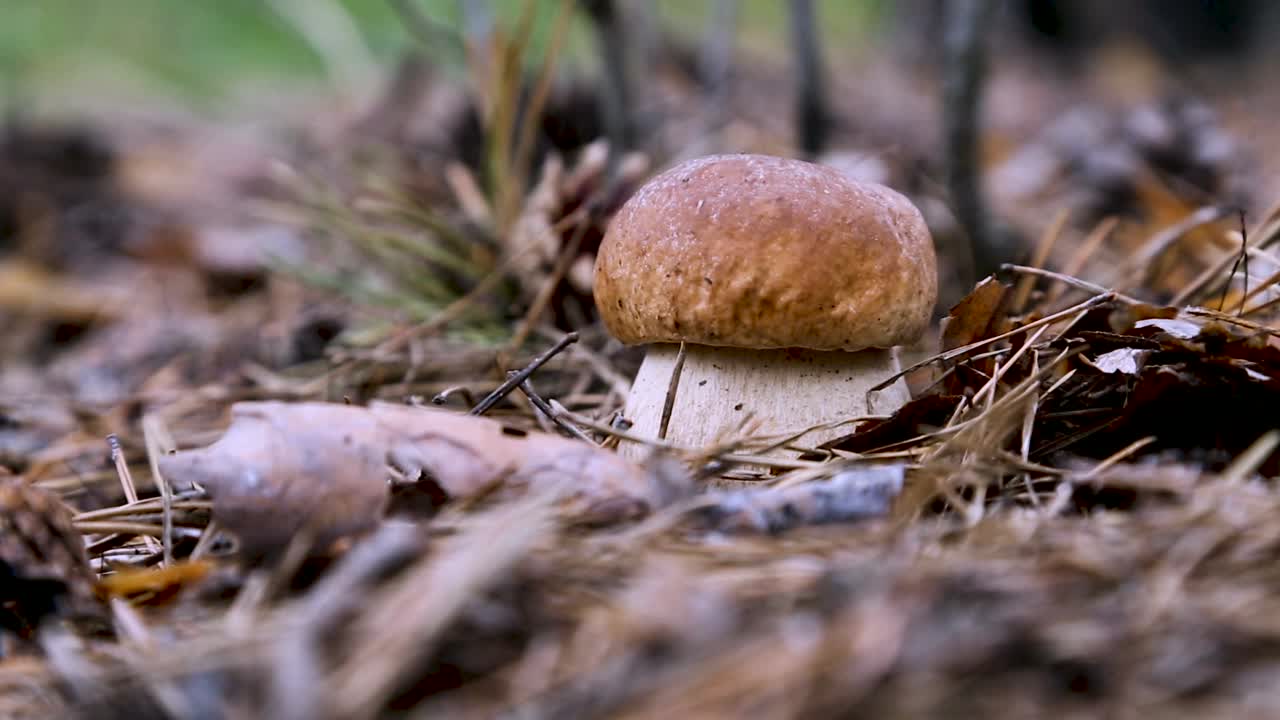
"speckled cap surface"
593,153,938,351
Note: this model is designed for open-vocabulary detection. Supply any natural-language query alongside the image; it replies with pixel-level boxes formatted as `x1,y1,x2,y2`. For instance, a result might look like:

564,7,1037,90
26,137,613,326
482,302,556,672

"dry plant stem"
1240,290,1280,317
1185,306,1280,339
1002,264,1142,305
1011,207,1069,313
1044,216,1117,306
1111,205,1227,292
143,415,175,567
537,326,632,402
190,519,221,560
551,403,823,470
872,293,1114,394
74,522,197,538
73,499,209,522
109,434,163,555
108,434,139,505
617,343,910,460
657,342,687,441
1220,430,1280,483
1171,201,1280,306
1226,264,1280,313
508,0,574,214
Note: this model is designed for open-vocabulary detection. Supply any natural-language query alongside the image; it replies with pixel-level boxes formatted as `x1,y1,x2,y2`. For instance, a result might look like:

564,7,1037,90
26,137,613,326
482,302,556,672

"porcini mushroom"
593,153,937,458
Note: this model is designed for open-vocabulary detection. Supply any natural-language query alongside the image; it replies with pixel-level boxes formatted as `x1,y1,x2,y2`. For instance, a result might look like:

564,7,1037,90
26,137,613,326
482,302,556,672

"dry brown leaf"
941,277,1012,352
159,402,391,560
938,277,1012,395
160,401,681,558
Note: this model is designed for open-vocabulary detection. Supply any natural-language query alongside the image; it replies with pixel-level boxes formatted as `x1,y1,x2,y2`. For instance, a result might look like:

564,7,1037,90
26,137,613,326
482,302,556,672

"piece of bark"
693,464,906,533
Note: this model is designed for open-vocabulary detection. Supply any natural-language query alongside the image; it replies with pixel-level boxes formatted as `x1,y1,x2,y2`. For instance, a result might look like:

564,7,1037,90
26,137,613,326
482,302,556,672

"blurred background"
4,0,1280,395
5,0,1278,301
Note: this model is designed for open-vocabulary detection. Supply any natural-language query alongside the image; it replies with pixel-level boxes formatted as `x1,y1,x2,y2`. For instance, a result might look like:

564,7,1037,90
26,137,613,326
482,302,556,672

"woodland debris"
159,401,690,559
0,478,102,641
694,463,906,533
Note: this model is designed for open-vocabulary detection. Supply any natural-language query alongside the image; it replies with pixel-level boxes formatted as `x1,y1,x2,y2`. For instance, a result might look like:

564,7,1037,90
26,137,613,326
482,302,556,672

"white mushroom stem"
617,343,911,460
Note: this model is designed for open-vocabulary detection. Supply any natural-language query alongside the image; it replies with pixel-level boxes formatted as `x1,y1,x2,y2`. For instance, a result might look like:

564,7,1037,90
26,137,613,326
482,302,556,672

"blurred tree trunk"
787,0,830,158
942,0,1017,283
583,0,637,154
700,0,738,142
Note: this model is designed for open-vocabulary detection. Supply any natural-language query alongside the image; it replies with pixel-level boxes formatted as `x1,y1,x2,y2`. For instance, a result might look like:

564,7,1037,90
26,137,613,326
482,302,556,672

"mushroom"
593,153,937,459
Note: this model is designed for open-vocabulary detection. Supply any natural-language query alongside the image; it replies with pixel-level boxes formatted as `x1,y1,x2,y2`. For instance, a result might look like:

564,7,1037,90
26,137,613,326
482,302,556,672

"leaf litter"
8,11,1280,720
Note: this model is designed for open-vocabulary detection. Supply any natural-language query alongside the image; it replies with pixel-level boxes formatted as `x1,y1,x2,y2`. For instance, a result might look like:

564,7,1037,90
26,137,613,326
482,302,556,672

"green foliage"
0,0,887,112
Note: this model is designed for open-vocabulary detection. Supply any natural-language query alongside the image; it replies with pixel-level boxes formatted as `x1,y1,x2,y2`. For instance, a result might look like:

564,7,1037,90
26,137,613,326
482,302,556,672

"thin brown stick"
108,434,139,505
470,332,579,415
1223,265,1280,314
1078,437,1157,481
108,434,163,555
1172,200,1280,306
75,522,200,538
1240,290,1280,318
1184,306,1280,338
1220,430,1280,483
430,386,478,408
74,500,211,523
657,342,688,441
517,380,598,444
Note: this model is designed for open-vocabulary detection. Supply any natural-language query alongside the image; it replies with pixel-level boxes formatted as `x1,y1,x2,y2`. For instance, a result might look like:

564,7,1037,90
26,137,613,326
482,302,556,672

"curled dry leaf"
160,401,684,558
939,277,1012,395
0,477,100,639
159,402,391,560
940,276,1012,352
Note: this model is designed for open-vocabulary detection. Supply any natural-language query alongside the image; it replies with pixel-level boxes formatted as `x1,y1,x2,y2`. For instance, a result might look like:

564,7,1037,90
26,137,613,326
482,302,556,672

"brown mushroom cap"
593,154,938,352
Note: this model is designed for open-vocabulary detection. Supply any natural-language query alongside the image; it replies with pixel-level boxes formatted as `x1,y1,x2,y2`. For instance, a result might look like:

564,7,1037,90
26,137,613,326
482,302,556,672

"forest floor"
6,4,1280,718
